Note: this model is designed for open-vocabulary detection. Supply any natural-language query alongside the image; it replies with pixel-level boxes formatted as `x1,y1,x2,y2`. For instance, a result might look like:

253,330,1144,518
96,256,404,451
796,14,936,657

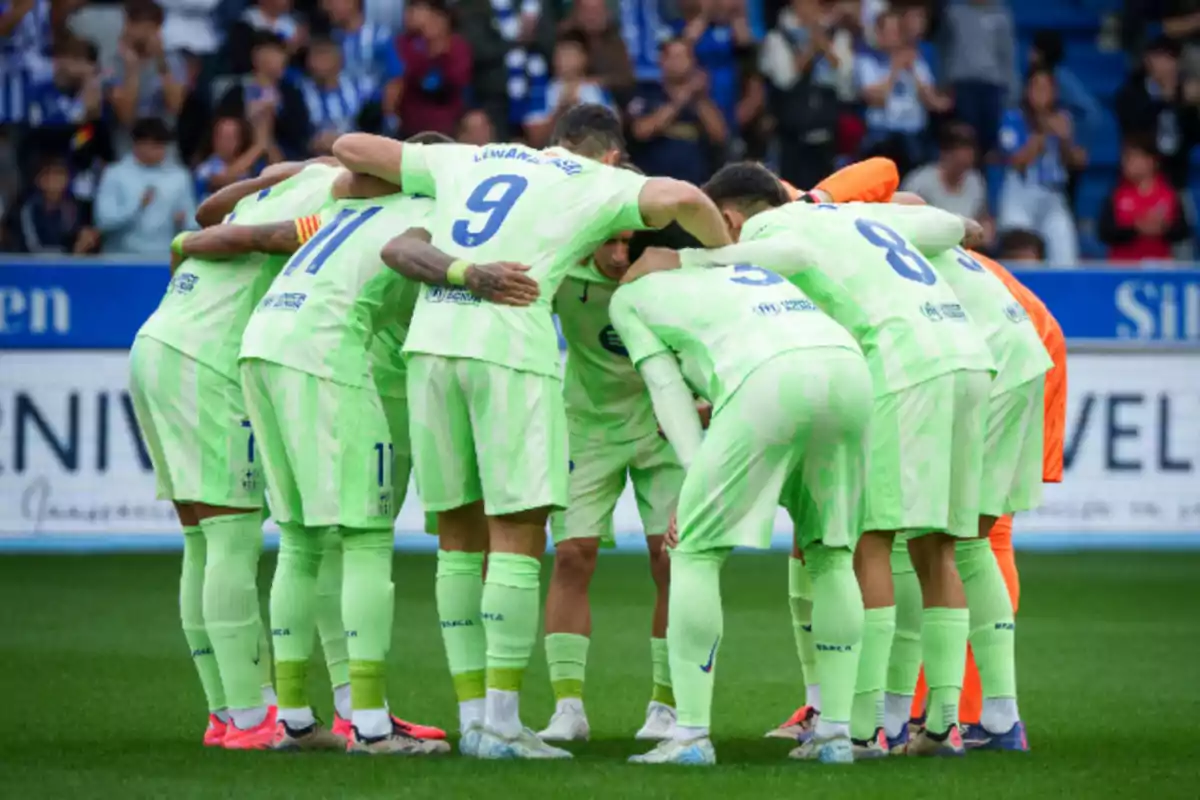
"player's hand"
961,218,986,250
664,513,679,550
465,262,540,306
621,247,681,284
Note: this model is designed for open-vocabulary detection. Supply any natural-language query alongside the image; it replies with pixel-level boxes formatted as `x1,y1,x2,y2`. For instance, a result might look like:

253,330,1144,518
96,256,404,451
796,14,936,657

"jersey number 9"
854,219,938,286
452,174,529,248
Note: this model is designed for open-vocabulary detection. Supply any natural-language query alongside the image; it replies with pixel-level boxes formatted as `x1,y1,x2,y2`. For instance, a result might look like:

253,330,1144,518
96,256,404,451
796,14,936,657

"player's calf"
541,538,599,741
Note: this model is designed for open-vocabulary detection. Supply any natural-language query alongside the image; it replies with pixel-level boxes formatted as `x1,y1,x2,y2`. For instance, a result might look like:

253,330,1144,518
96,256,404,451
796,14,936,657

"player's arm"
173,216,322,260
331,133,405,185
332,169,400,200
851,203,969,257
379,228,540,306
637,178,732,248
194,161,310,227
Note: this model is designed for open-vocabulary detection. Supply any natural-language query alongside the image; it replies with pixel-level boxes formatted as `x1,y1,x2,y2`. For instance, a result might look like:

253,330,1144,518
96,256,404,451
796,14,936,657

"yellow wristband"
170,232,189,256
447,259,471,286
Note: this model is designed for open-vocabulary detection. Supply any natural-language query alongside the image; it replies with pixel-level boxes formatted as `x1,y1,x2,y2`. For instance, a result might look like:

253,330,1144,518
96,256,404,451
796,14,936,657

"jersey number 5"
854,219,938,286
283,206,383,276
452,174,529,248
728,264,784,285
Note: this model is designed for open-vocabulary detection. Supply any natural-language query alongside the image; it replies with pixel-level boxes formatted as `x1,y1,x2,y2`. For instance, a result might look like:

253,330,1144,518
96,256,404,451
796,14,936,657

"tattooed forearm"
180,221,302,259
380,229,452,285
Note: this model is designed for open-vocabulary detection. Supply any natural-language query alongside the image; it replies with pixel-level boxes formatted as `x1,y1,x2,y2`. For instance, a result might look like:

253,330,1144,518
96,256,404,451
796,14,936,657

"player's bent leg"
885,537,923,751
541,536,599,742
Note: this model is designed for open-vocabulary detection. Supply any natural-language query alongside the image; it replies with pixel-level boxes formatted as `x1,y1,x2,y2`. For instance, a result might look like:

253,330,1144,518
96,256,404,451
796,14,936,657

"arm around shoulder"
637,178,731,247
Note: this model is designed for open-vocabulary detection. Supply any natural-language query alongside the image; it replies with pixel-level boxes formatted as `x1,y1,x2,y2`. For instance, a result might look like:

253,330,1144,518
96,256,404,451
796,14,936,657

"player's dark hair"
702,162,789,213
407,131,454,145
628,224,702,265
549,103,625,159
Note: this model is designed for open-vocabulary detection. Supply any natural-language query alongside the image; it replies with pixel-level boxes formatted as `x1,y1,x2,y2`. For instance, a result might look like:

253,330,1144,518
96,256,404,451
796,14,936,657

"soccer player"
334,103,731,759
538,227,685,743
607,258,871,765
129,160,339,748
633,162,996,758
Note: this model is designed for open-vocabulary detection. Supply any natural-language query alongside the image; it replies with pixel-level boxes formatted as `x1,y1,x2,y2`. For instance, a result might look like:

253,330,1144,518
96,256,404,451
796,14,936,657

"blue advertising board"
2,258,1199,348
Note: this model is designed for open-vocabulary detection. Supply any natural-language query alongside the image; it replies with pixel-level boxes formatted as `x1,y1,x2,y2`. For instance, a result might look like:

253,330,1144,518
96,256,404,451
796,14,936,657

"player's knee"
906,532,957,581
646,537,671,588
554,539,599,584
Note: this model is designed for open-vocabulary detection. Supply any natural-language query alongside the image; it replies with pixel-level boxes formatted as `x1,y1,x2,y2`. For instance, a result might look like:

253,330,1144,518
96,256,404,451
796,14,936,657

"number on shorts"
451,174,528,248
728,263,784,286
282,206,383,276
854,219,938,286
374,441,394,487
241,419,256,464
954,247,985,273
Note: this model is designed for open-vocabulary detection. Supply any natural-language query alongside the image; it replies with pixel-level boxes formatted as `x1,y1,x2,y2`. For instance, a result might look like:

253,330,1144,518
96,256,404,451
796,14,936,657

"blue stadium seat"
1075,169,1114,224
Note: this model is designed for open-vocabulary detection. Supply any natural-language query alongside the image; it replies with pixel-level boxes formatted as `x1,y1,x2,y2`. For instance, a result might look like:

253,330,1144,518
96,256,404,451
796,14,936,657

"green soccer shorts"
406,354,569,516
863,368,991,539
980,375,1045,517
675,348,872,554
549,426,684,546
128,335,263,509
239,359,396,529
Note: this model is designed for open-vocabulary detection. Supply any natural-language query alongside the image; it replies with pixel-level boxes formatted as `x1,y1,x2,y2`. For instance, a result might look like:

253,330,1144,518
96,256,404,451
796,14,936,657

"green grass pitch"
2,551,1199,799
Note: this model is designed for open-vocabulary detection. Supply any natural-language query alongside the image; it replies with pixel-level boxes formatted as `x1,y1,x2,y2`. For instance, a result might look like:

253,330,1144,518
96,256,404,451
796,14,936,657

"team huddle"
129,102,1066,765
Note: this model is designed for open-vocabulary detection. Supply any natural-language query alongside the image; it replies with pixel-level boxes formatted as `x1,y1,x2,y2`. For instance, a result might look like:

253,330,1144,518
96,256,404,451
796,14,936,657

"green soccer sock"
270,522,322,711
850,606,896,741
436,549,486,709
650,637,674,707
667,549,727,731
199,512,265,711
181,526,226,713
886,543,923,716
922,606,970,735
545,633,588,702
806,545,864,730
956,538,1018,722
788,556,819,709
256,619,274,702
341,528,395,714
482,553,541,688
315,528,350,691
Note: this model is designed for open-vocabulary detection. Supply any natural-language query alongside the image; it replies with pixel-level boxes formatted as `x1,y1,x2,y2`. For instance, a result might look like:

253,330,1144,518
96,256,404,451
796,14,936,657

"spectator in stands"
1028,30,1104,141
216,31,311,160
939,0,1014,157
902,122,993,246
855,9,950,176
898,2,936,73
8,153,97,253
457,107,495,145
672,0,756,132
193,115,273,201
105,0,188,144
299,38,373,153
93,117,195,257
1099,136,1193,262
226,0,307,73
559,0,635,98
612,0,669,84
323,0,402,94
997,67,1088,265
0,0,52,128
628,37,727,185
760,0,844,189
996,228,1046,262
394,0,471,138
524,32,613,147
1117,36,1200,193
1162,0,1200,79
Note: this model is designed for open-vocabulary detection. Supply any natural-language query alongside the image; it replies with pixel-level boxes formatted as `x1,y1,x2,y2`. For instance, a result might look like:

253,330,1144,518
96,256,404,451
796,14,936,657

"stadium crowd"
0,0,1195,265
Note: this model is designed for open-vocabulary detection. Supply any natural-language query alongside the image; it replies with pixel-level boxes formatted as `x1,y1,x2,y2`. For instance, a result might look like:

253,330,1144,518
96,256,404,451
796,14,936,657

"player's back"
137,164,338,380
741,201,994,394
239,192,431,393
611,265,861,414
399,142,648,379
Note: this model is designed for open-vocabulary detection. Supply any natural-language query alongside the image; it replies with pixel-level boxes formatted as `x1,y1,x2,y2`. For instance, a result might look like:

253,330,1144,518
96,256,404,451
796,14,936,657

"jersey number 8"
452,174,529,248
854,219,938,286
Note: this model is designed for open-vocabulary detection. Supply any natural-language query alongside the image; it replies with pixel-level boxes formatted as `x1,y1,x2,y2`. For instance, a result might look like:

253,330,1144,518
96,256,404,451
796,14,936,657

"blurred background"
0,0,1197,551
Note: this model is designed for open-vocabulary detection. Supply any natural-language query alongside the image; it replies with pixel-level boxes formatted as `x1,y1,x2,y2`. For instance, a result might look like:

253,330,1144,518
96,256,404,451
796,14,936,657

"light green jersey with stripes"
238,193,432,398
610,265,862,414
398,142,650,379
555,262,657,444
680,201,994,396
136,164,339,381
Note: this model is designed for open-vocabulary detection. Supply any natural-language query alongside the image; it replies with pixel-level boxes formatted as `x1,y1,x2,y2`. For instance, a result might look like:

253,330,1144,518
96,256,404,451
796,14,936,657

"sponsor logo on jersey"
258,292,307,311
753,299,818,316
753,302,781,316
440,619,476,628
168,272,198,295
920,302,968,322
598,324,629,356
1004,302,1030,323
426,286,482,305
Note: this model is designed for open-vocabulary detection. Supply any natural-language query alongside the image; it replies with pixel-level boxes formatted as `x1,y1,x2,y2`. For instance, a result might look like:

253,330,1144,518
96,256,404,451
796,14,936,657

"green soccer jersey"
555,262,658,444
238,193,432,398
136,164,339,380
680,201,995,396
398,142,650,379
610,264,862,414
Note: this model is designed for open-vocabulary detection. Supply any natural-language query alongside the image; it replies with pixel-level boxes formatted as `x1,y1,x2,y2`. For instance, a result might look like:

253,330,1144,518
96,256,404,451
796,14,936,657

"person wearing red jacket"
392,0,472,138
1098,136,1192,262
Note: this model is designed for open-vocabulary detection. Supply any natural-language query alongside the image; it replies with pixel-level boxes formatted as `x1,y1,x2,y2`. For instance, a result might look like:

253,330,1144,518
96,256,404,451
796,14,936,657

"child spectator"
8,154,97,253
298,38,374,153
940,0,1014,156
105,0,188,141
1117,37,1200,193
1099,136,1193,262
457,107,495,145
524,33,613,147
217,31,311,160
193,115,272,201
997,67,1088,265
394,0,471,138
997,229,1046,262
